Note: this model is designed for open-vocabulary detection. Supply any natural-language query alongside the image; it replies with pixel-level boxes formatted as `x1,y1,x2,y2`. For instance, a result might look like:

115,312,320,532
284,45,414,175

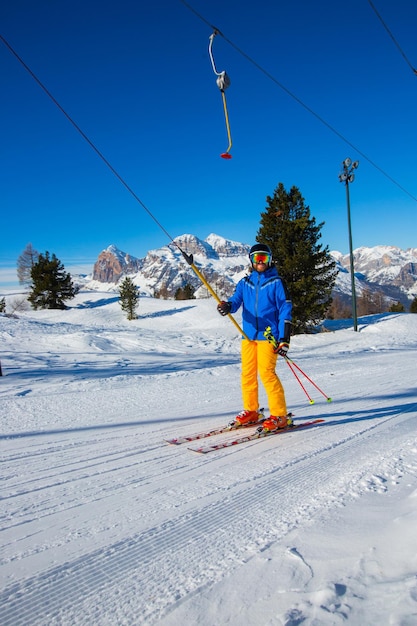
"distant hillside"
87,234,417,305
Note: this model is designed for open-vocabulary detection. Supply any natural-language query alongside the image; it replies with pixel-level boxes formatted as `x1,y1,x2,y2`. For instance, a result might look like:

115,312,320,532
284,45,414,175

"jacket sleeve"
277,279,292,342
228,278,244,314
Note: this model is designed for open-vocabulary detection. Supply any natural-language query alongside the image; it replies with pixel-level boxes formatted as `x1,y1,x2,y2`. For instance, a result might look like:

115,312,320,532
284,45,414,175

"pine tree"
410,296,417,314
17,243,39,286
257,183,337,333
174,283,196,300
388,301,405,313
0,297,5,313
28,252,76,310
119,276,140,320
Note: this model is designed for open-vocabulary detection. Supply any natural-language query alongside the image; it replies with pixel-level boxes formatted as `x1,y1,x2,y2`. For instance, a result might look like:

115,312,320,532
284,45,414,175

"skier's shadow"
312,399,416,427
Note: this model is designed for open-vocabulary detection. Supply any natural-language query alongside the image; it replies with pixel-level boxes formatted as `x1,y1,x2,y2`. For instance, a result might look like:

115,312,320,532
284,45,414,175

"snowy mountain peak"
93,245,142,283
172,234,218,260
90,233,251,297
335,246,417,298
205,233,250,257
90,235,417,302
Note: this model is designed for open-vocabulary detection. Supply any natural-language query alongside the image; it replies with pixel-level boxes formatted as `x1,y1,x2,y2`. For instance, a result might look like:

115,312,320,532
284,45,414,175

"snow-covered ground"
1,290,416,625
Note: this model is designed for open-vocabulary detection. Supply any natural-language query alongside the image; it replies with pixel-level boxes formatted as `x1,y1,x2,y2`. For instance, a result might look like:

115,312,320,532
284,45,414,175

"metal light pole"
338,157,359,331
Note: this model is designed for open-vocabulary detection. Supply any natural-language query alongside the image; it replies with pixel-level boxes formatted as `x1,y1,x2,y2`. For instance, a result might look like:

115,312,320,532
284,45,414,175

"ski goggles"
250,252,271,265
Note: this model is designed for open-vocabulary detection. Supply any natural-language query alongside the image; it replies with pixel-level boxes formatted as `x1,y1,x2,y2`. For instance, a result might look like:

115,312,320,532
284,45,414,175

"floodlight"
338,156,359,332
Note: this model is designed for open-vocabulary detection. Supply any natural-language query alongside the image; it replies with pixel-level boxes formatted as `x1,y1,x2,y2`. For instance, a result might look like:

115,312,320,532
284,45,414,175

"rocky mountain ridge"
332,245,417,304
88,234,417,304
90,234,251,299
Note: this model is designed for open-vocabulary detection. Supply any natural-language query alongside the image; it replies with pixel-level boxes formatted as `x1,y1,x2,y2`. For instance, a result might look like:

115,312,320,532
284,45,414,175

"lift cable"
0,32,250,340
179,0,417,203
0,34,176,245
367,0,417,76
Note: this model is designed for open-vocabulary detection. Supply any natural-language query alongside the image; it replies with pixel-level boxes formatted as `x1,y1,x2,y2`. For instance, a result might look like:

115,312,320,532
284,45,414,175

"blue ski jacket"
228,266,292,342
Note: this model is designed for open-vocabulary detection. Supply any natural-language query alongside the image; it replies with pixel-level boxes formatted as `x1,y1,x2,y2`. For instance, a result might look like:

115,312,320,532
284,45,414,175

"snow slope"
1,291,417,625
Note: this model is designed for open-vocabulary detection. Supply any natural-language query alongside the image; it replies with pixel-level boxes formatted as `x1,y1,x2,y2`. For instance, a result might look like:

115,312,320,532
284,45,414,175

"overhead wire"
0,33,177,246
179,0,417,203
1,5,416,207
0,32,250,339
367,0,417,76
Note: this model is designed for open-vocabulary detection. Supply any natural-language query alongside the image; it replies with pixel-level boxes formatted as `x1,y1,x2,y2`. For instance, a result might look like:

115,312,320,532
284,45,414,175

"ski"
165,411,266,445
188,418,325,454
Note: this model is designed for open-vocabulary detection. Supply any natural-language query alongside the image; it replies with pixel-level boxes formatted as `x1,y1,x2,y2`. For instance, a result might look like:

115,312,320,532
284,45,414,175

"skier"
217,243,293,431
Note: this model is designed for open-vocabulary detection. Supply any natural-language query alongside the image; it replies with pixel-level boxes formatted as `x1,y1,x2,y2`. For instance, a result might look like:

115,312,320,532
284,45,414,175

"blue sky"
1,0,416,285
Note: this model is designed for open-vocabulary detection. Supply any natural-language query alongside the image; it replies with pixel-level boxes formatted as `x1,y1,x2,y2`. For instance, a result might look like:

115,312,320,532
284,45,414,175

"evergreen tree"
28,252,76,310
119,276,140,320
17,243,39,286
389,301,405,313
183,283,196,300
0,297,5,313
257,183,337,333
175,283,196,300
410,296,417,314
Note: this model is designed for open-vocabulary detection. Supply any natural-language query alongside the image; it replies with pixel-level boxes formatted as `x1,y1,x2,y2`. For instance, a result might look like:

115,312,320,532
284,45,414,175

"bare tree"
17,243,39,286
357,288,388,316
8,295,30,314
325,295,352,320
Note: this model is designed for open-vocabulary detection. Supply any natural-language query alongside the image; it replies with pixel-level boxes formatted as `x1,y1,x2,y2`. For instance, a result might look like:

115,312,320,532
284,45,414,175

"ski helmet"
249,243,272,267
249,243,272,257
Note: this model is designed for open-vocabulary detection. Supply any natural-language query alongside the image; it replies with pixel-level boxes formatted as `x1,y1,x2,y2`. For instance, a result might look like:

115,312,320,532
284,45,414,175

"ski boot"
229,409,264,429
258,413,293,432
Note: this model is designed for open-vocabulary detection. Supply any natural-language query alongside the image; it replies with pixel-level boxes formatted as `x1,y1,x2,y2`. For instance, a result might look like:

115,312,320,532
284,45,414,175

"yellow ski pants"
241,339,287,416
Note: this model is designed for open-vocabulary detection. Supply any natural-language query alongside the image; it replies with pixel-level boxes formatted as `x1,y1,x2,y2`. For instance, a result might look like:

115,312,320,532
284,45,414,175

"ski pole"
263,326,332,403
285,358,315,404
284,356,332,402
180,250,250,341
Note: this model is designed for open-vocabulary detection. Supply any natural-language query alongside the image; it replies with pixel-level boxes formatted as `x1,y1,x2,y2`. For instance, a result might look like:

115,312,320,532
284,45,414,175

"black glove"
274,341,289,357
217,301,232,316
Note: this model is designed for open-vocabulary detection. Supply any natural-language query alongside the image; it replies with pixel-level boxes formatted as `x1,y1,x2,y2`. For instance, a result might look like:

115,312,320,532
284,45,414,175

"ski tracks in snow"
1,404,416,625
